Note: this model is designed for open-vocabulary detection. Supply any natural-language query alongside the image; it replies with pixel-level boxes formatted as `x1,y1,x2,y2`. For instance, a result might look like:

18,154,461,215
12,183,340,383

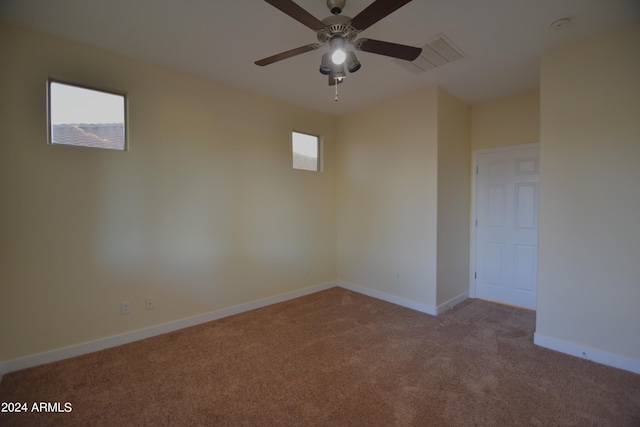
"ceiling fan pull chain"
334,81,339,102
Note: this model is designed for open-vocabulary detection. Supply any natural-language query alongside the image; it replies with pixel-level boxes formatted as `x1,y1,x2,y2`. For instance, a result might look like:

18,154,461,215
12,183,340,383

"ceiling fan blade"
255,44,320,66
263,0,326,31
350,0,412,31
355,39,421,61
328,75,344,86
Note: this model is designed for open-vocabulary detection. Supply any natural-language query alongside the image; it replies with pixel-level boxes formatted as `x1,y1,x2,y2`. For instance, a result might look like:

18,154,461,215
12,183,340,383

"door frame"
469,142,540,299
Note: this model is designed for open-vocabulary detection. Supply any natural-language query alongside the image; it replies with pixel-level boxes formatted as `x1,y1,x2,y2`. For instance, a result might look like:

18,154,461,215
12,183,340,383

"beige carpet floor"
1,287,639,426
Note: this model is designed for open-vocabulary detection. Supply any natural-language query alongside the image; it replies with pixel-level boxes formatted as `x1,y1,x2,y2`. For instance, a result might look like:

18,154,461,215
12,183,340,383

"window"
48,80,127,150
292,131,319,171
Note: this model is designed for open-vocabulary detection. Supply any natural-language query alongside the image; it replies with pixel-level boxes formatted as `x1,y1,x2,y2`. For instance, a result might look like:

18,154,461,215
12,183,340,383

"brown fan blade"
264,0,326,31
255,44,320,66
328,75,344,86
355,38,421,61
350,0,412,31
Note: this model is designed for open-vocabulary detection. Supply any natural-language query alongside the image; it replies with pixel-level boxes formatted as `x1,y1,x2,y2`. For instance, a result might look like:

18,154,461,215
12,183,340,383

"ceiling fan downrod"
327,0,346,15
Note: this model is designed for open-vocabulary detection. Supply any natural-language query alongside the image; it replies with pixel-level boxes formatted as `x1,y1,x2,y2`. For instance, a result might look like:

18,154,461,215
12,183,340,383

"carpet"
1,287,639,426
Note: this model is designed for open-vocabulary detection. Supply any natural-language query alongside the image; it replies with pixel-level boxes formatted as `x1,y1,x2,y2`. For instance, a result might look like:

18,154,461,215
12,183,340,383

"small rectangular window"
292,131,319,171
48,80,127,150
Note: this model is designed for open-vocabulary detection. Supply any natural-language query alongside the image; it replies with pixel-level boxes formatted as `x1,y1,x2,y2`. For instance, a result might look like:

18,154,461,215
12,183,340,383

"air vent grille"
393,34,465,73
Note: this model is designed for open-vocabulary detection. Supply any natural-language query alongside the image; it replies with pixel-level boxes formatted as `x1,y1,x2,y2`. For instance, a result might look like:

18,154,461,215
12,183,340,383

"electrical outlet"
145,297,155,310
120,301,130,315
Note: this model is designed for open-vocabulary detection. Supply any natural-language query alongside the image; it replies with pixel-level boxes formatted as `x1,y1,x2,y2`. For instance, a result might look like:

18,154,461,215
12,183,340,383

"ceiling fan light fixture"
331,63,346,81
346,51,361,73
330,37,347,65
319,52,332,75
331,49,346,65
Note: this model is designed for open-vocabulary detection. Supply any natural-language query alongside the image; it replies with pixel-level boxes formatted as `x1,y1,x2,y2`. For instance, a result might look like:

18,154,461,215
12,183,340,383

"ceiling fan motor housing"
327,0,345,15
317,15,358,43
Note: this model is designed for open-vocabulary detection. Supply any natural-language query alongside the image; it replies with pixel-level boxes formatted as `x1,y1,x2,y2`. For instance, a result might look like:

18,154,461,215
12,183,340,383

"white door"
474,145,539,310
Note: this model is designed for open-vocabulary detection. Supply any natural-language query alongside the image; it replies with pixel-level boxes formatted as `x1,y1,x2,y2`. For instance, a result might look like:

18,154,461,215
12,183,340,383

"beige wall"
537,26,640,361
336,86,439,307
336,85,471,309
436,88,471,305
0,25,337,363
471,90,539,151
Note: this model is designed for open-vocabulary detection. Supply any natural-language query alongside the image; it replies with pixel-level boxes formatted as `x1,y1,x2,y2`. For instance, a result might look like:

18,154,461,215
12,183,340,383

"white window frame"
292,131,320,172
47,78,128,151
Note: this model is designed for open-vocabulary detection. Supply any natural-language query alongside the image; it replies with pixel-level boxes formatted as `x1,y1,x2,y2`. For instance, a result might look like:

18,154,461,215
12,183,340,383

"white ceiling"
1,0,639,116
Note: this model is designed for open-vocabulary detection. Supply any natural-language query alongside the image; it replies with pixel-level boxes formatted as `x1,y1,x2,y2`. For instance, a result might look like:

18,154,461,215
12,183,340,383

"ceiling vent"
393,34,465,74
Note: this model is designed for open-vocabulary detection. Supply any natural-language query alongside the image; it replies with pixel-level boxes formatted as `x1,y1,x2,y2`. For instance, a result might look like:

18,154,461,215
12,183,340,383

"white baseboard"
436,291,469,315
534,332,640,375
0,281,337,378
337,281,439,316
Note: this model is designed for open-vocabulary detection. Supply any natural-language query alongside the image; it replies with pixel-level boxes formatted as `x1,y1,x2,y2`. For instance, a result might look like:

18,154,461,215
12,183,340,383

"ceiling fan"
255,0,422,87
